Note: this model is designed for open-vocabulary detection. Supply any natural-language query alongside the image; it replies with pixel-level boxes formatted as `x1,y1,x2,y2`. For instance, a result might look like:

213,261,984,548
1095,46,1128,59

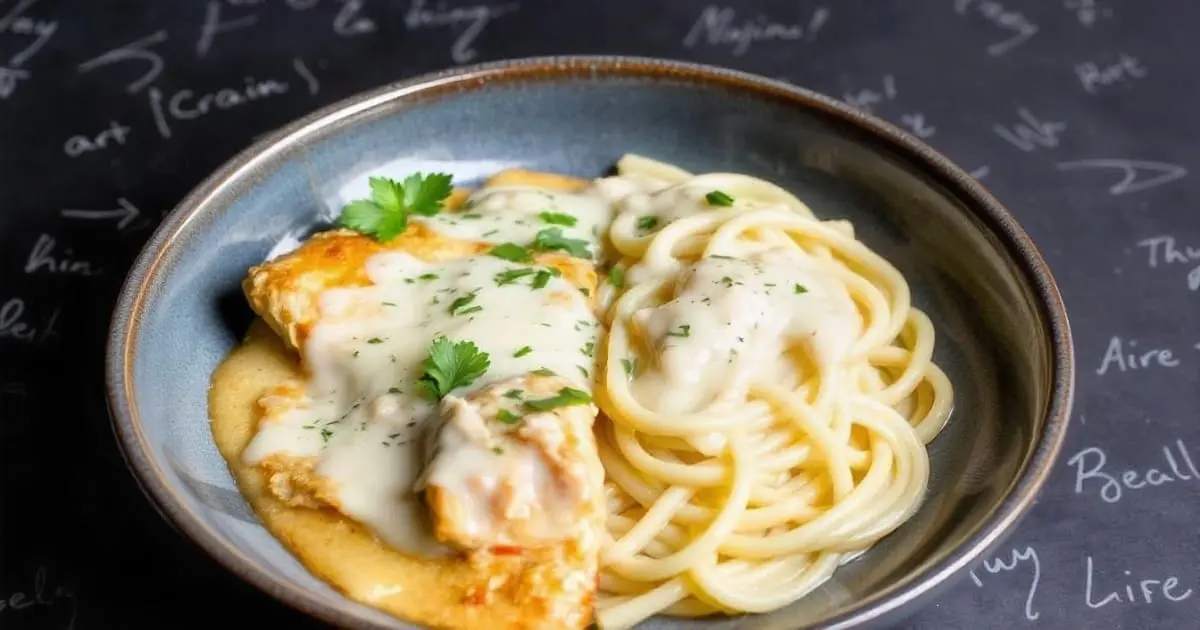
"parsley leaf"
667,324,691,338
705,190,735,206
539,211,577,226
532,228,592,258
532,367,557,377
608,266,625,288
417,337,490,400
531,269,553,289
490,242,533,263
403,172,454,216
621,358,637,377
447,291,480,316
523,387,593,411
636,215,659,232
513,346,533,358
794,283,808,295
337,173,453,241
496,409,523,424
495,268,536,286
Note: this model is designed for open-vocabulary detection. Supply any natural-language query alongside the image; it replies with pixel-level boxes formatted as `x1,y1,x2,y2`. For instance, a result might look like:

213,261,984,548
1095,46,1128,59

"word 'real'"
404,0,521,64
970,545,1040,620
0,567,77,629
682,5,830,56
1137,235,1200,291
1068,439,1200,504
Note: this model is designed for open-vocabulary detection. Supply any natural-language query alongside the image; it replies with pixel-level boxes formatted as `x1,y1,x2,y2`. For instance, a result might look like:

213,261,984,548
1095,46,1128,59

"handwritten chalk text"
147,77,289,139
683,5,829,56
1097,336,1180,375
954,0,1038,56
970,545,1040,620
63,120,131,157
1085,555,1192,609
1076,53,1147,94
404,0,519,64
1068,440,1200,504
0,298,61,343
1056,159,1187,195
0,567,77,629
993,107,1066,152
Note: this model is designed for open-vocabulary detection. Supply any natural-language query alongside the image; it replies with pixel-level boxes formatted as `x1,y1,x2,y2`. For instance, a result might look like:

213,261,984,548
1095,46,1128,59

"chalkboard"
2,1,1198,628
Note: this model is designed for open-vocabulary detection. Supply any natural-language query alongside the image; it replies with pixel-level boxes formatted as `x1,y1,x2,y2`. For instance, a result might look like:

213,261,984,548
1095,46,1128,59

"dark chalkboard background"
2,1,1198,628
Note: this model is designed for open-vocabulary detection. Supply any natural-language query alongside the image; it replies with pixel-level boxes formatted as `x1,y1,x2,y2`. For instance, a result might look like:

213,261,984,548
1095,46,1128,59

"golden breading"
485,169,589,192
243,223,597,353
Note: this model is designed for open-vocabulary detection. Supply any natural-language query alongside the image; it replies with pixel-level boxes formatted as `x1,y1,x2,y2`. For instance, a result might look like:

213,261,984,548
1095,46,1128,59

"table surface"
2,1,1198,629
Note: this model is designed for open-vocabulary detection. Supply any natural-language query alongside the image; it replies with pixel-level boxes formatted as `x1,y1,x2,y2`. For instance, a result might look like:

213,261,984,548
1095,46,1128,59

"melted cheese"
631,251,861,416
242,250,599,556
421,186,613,257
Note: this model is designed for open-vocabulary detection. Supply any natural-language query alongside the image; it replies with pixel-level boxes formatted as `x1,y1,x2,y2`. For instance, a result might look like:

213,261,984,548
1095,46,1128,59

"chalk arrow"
61,197,140,230
1055,159,1187,196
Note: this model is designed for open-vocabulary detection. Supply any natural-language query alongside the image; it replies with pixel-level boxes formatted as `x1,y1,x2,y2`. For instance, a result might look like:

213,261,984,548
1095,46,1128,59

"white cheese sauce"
242,249,599,556
419,186,613,260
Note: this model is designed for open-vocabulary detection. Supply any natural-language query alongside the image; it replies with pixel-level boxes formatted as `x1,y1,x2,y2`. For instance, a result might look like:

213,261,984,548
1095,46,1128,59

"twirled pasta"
591,155,952,629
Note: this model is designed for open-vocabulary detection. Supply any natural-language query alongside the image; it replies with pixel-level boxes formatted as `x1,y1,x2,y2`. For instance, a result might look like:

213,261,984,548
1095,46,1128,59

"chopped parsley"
539,211,578,226
523,387,592,411
532,227,592,258
337,173,453,241
513,346,533,358
492,446,505,455
531,269,554,289
794,283,809,294
621,358,637,377
503,389,524,400
490,242,533,263
418,272,439,281
495,268,536,286
496,409,523,424
416,337,490,400
532,367,557,377
367,337,384,344
636,215,659,232
705,190,735,206
667,324,691,338
387,387,402,394
608,266,625,288
580,341,594,357
447,291,480,316
719,276,734,288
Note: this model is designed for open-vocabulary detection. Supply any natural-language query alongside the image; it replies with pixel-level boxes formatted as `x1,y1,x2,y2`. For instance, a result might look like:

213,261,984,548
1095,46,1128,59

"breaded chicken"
420,373,606,629
243,224,597,353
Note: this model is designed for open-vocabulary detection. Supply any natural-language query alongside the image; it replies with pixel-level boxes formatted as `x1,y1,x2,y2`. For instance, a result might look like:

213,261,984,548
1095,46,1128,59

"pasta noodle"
591,155,953,628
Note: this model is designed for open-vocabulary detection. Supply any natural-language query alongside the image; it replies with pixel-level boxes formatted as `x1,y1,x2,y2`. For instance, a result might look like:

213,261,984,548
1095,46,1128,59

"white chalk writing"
1056,159,1187,195
953,0,1038,56
1097,336,1180,375
147,76,290,139
404,0,520,64
682,5,829,56
292,56,319,94
1137,236,1200,291
0,298,60,343
970,545,1040,620
1076,53,1147,94
62,120,132,157
842,75,937,138
1085,556,1192,609
76,30,168,94
1068,440,1200,504
334,0,375,36
0,567,77,629
60,197,141,230
197,0,259,56
1,0,58,67
24,234,102,276
1064,0,1113,27
993,107,1066,152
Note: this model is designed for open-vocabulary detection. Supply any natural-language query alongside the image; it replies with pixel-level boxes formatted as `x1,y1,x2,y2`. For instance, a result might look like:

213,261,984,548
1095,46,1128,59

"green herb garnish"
608,266,625,288
496,409,523,424
532,227,592,258
621,358,637,377
794,284,808,294
416,337,490,400
513,346,533,358
490,242,533,263
337,173,453,241
523,387,592,411
539,211,577,226
447,291,479,316
495,268,536,286
667,324,691,338
705,190,734,206
636,215,659,232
